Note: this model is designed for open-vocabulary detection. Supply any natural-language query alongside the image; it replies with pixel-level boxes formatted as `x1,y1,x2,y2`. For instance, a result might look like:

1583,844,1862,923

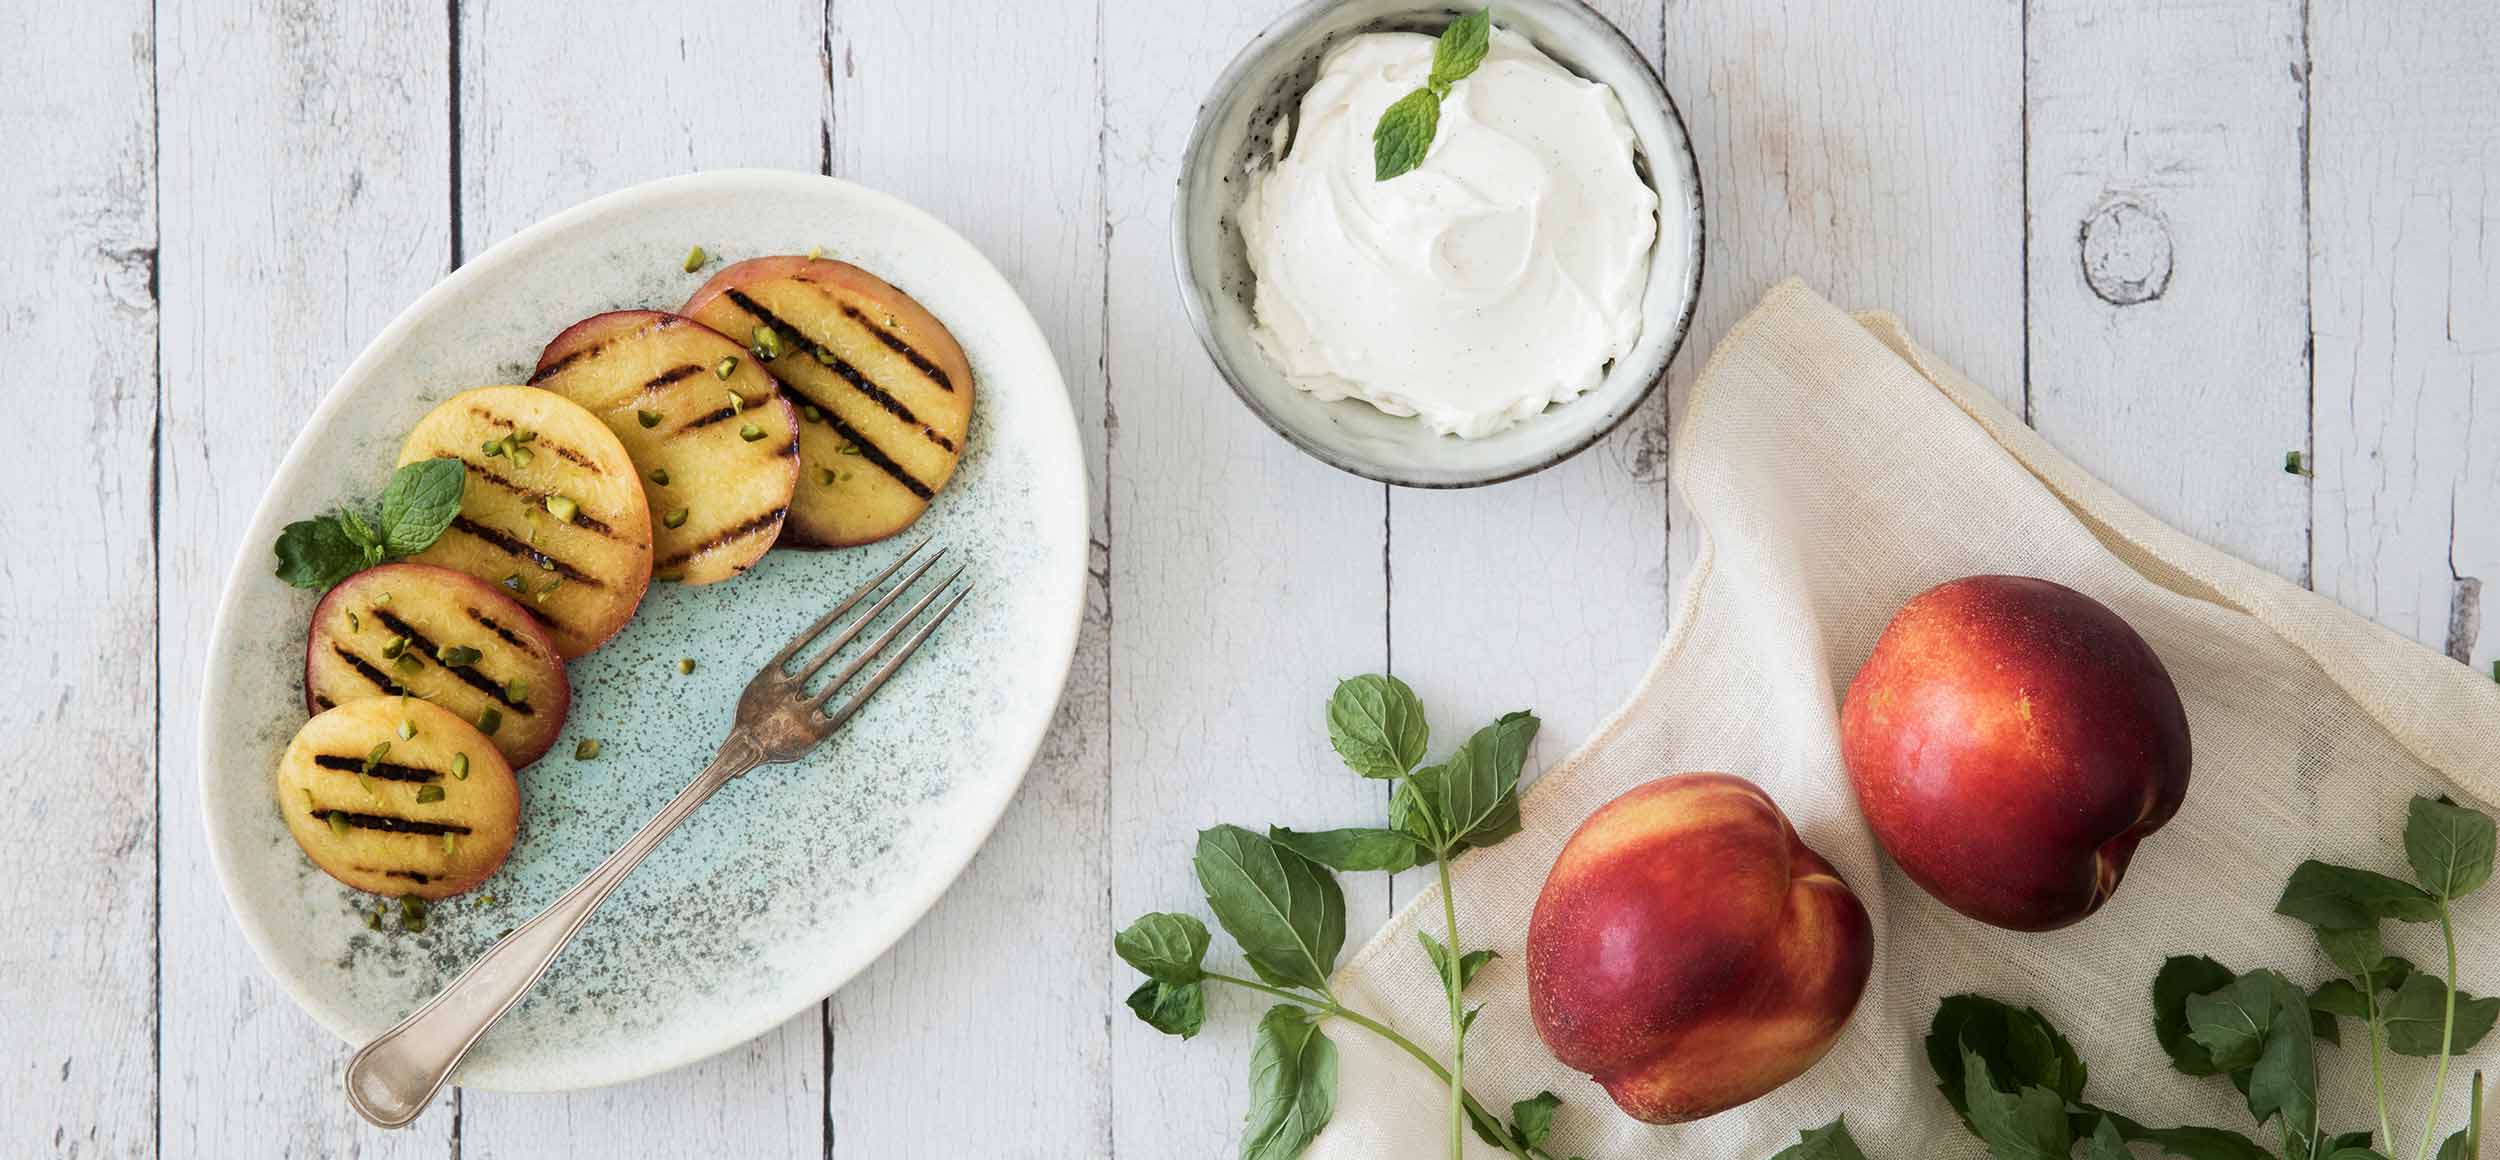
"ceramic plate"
199,170,1087,1091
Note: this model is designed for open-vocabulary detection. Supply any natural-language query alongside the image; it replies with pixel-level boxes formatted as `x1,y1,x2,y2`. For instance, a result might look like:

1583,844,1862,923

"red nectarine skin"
1526,773,1875,1125
1840,575,2191,932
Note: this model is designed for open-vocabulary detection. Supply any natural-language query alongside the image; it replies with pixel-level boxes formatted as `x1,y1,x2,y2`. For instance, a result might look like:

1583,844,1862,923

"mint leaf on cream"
1371,8,1493,180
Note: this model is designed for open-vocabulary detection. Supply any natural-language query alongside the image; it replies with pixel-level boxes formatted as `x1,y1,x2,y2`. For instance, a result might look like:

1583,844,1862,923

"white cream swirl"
1239,27,1658,439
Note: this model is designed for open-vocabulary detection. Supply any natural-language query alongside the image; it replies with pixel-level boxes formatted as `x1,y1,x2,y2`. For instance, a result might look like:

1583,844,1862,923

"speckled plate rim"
1173,0,1706,489
197,169,1088,1092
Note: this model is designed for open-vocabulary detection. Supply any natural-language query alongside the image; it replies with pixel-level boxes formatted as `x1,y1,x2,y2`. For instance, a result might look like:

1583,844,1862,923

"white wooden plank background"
6,0,2495,1156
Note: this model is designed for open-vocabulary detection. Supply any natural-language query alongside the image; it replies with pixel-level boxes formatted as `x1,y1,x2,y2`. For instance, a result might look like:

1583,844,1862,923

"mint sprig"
1794,792,2493,1160
1372,8,1493,181
1115,674,1577,1160
273,457,466,590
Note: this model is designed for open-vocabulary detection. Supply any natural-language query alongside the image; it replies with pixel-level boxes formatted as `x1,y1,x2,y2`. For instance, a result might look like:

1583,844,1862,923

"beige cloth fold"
1309,280,2500,1159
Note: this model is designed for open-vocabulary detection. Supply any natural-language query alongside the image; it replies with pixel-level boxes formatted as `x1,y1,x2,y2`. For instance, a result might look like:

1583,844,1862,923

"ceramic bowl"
1173,0,1705,487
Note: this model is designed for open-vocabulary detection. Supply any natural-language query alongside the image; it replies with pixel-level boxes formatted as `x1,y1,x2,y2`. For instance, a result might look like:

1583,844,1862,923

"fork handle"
344,732,766,1127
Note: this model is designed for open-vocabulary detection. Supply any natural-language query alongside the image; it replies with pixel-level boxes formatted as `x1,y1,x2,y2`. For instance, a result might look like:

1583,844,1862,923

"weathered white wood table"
10,0,2494,1155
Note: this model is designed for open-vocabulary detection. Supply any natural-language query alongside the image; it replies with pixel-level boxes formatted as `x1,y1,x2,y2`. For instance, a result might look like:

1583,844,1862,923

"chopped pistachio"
664,508,689,529
504,676,530,704
816,467,836,487
381,634,408,659
682,244,707,272
451,752,470,781
442,831,457,855
365,741,392,769
356,770,377,797
751,326,782,361
300,787,317,813
345,610,361,632
501,573,525,592
836,443,862,456
396,718,415,741
575,738,602,761
838,470,852,482
739,423,766,442
478,893,497,906
373,592,393,606
439,645,481,668
365,907,383,931
415,784,446,804
811,347,837,367
649,467,671,486
714,355,739,380
328,811,351,838
676,657,696,675
637,408,662,429
514,428,537,444
509,445,534,468
727,390,746,415
394,653,424,675
807,246,823,261
481,438,505,458
400,895,428,933
2284,449,2307,475
538,557,556,572
801,404,823,423
477,706,503,736
545,494,579,522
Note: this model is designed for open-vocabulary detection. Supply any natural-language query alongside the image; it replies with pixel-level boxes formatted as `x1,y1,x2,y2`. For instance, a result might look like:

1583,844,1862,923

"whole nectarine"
1526,773,1874,1124
1840,575,2191,932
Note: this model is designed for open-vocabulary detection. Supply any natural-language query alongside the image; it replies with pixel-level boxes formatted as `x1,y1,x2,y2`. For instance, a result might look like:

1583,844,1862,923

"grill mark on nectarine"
640,363,703,393
459,463,621,537
816,350,945,446
681,403,740,431
354,867,435,884
318,810,472,837
527,348,594,385
312,694,336,710
657,507,786,569
447,516,604,587
311,754,438,783
463,606,530,652
330,645,405,696
816,408,935,500
372,609,536,714
839,302,955,392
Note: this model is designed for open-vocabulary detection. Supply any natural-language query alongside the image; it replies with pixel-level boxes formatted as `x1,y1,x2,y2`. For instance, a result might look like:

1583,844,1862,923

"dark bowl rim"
1169,0,1708,489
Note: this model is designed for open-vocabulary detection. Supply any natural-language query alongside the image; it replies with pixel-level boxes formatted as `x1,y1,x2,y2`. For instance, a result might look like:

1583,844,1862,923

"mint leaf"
2185,971,2277,1073
1397,711,1538,852
1428,8,1492,90
2155,955,2240,1076
2243,973,2318,1144
2085,1118,2132,1160
1960,1048,2072,1159
1769,1117,1868,1160
2382,972,2500,1056
1417,930,1496,992
1125,979,1205,1039
1926,995,2086,1128
2317,924,2391,977
1194,825,1345,991
273,516,363,590
1115,912,1209,983
1267,826,1432,873
2311,978,2370,1019
1242,1005,1336,1160
2435,1129,2473,1160
1325,674,1429,778
2276,860,2440,928
1509,1091,1561,1150
379,457,466,556
2131,1124,2281,1160
2405,795,2496,901
1372,88,1440,181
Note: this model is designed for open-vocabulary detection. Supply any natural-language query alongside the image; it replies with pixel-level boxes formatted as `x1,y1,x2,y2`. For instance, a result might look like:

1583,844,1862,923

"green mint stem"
2362,959,2395,1151
1439,857,1468,1160
2415,903,2463,1160
1201,971,1539,1160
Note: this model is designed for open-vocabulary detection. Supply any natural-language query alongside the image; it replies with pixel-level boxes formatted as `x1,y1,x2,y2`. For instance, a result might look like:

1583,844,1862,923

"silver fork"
344,541,968,1128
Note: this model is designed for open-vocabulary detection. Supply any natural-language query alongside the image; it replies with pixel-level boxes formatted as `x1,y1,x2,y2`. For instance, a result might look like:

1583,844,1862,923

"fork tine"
789,555,953,685
803,568,966,707
820,585,971,730
767,540,938,669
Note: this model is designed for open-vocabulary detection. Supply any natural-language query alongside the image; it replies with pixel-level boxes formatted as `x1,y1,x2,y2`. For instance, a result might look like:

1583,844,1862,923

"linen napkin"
1308,280,2500,1159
